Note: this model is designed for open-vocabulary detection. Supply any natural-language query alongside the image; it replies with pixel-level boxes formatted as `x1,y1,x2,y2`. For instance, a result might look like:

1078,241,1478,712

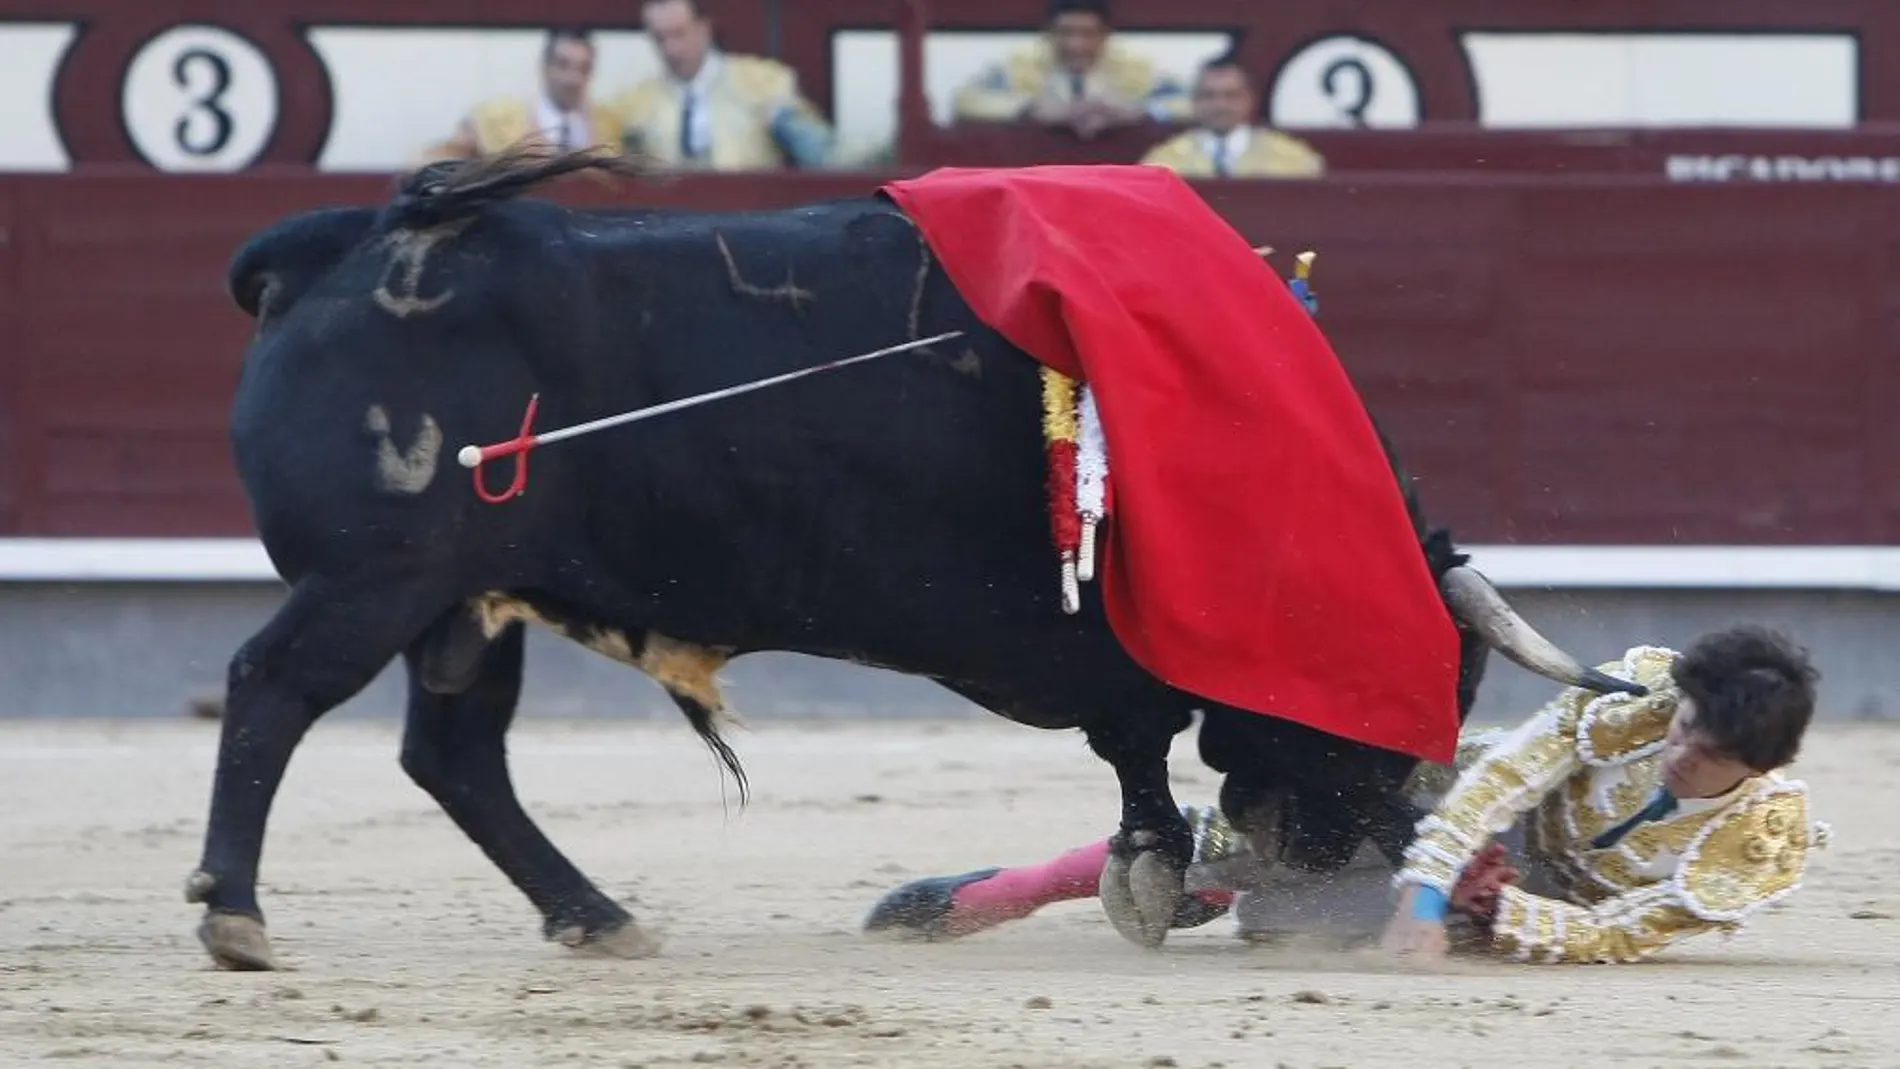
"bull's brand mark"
714,230,815,312
372,219,470,319
362,404,443,495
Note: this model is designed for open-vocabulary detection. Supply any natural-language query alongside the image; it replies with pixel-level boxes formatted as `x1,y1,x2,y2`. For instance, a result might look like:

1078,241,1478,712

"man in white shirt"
609,0,836,170
1141,54,1324,178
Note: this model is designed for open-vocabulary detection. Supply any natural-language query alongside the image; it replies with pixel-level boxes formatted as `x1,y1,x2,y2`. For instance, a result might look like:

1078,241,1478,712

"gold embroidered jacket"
1396,645,1829,963
952,40,1190,124
417,96,628,165
607,53,835,170
1140,127,1326,178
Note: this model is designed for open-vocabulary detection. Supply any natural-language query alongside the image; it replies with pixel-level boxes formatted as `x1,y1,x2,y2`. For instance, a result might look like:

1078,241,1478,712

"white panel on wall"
832,30,1235,159
1462,32,1858,129
0,24,79,172
308,27,663,171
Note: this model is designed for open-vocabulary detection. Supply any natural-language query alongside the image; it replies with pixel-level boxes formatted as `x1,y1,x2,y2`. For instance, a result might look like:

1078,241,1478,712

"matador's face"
1661,698,1759,799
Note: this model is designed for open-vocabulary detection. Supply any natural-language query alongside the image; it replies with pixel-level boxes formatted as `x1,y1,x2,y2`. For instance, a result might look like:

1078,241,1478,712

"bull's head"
1217,528,1637,882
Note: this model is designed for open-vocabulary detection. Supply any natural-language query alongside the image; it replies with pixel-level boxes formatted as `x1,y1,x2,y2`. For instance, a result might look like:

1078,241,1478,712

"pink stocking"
948,839,1113,926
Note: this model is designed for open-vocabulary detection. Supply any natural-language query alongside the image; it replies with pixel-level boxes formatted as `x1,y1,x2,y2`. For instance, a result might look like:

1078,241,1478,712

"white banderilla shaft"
455,330,966,470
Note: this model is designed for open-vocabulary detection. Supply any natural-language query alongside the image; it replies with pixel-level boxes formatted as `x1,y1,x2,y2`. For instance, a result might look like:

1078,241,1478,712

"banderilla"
456,330,966,503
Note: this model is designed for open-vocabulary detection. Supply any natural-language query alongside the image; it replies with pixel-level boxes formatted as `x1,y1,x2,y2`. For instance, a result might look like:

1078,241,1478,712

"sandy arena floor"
1,716,1896,1068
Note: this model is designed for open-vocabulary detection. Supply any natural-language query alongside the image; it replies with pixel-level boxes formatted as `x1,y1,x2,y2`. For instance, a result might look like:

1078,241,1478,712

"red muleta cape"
881,165,1459,763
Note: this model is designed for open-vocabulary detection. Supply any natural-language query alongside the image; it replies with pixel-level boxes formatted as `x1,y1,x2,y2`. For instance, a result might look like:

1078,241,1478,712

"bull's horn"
1439,565,1648,696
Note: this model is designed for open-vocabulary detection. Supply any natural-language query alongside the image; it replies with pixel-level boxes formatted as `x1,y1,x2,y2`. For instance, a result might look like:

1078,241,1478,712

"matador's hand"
1451,842,1520,922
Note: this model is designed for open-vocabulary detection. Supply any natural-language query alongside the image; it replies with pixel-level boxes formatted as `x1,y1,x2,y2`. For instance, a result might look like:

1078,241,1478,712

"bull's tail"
636,634,751,807
672,689,750,808
384,142,653,230
455,598,750,804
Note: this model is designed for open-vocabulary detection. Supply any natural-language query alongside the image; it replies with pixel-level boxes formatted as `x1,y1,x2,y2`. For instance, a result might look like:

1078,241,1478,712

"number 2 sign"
120,24,281,172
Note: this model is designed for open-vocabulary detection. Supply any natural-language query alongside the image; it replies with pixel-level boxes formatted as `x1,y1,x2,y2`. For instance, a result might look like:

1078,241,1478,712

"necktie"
1212,138,1231,177
1070,72,1086,99
1591,789,1679,850
559,115,577,151
680,91,699,160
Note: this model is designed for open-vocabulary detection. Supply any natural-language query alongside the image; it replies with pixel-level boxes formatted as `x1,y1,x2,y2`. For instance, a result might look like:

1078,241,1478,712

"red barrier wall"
903,123,1900,180
1,170,1896,545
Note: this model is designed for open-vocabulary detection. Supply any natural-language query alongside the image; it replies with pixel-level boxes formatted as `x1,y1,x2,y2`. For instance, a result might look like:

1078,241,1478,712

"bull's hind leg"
1087,710,1195,949
187,573,450,970
398,621,659,958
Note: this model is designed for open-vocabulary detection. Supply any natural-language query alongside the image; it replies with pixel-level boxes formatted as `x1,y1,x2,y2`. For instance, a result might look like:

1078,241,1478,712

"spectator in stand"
607,0,836,170
952,0,1189,138
421,28,624,162
1142,54,1324,178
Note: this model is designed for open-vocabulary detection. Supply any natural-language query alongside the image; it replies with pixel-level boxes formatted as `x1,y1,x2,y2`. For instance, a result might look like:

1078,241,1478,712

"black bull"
188,151,1638,970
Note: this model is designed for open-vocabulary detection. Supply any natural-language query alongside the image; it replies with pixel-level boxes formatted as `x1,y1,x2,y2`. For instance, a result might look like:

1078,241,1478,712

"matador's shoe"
861,868,1005,941
862,805,1240,941
862,866,1232,941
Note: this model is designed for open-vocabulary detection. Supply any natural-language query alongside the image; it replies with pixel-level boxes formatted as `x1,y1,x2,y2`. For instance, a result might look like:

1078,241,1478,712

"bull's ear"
225,206,377,320
229,265,275,320
226,233,270,318
227,228,298,323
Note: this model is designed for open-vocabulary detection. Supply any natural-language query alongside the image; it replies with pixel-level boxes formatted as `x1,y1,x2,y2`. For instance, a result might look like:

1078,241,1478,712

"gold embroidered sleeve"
1406,683,1611,892
1575,646,1682,764
1138,134,1203,175
1488,783,1817,963
1486,883,1723,963
606,83,662,127
1258,132,1326,178
1398,646,1684,894
1395,690,1585,894
952,53,1042,122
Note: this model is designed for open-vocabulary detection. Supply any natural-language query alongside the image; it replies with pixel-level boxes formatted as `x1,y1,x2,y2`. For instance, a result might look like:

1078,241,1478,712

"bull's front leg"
1087,715,1194,949
187,572,448,971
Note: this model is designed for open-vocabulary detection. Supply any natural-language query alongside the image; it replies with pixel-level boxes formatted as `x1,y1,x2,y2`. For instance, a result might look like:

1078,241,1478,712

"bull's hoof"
554,919,663,959
862,868,1003,941
1100,849,1184,949
199,911,278,971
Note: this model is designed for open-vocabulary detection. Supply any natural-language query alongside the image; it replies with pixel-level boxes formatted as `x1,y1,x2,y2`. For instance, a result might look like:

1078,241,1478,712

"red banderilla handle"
459,393,540,504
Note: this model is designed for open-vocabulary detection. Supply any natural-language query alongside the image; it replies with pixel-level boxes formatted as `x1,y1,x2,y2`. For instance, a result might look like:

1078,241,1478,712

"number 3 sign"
1267,35,1422,129
120,24,280,172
